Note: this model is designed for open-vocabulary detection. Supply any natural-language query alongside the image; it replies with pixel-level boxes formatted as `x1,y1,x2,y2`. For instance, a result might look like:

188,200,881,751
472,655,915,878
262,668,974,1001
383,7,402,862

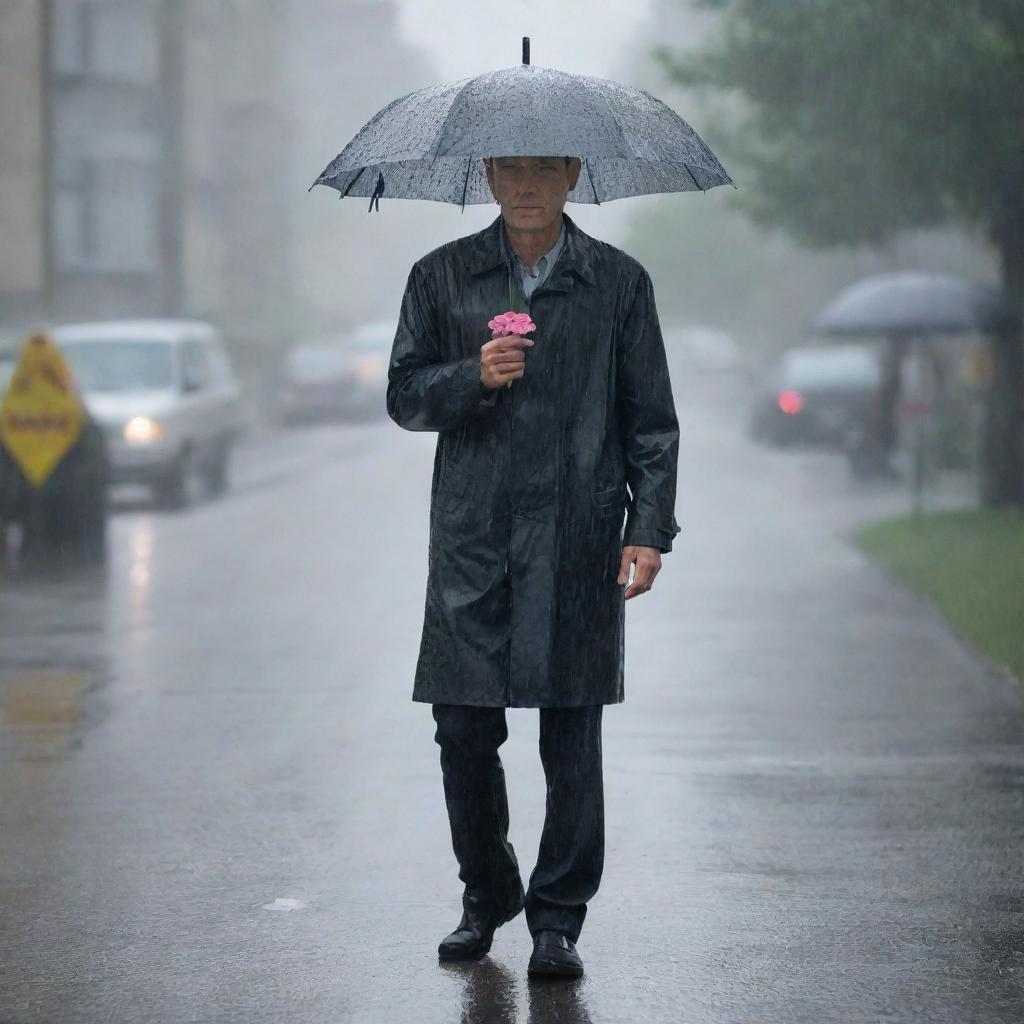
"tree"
656,0,1024,505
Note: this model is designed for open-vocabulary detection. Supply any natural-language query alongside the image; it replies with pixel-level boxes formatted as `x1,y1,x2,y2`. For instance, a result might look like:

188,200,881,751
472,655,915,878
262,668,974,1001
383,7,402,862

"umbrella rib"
459,160,472,212
428,76,483,161
585,159,601,205
684,163,703,192
338,166,366,199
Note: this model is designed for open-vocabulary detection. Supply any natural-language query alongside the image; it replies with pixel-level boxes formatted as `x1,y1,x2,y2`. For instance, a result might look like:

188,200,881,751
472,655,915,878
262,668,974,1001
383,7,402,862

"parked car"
52,319,241,507
278,319,394,425
278,337,353,425
747,343,880,447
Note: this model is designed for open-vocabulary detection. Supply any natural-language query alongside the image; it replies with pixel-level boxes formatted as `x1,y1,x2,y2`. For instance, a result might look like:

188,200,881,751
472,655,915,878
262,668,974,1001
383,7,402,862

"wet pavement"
1,378,1022,1023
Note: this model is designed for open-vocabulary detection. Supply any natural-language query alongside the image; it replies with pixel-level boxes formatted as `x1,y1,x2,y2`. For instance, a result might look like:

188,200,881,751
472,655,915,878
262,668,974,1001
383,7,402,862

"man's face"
484,156,582,233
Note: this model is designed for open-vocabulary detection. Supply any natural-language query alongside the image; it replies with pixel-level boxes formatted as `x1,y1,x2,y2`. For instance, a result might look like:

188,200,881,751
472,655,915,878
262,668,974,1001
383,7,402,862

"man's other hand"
480,336,535,389
618,545,662,600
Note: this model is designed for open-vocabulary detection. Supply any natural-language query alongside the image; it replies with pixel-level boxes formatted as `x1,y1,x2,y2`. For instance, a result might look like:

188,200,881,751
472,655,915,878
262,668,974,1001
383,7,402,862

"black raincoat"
387,212,680,707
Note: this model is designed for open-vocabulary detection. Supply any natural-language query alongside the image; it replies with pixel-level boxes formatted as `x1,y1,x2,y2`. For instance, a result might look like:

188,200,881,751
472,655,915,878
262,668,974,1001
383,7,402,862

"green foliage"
625,189,872,352
656,0,1024,248
856,508,1024,681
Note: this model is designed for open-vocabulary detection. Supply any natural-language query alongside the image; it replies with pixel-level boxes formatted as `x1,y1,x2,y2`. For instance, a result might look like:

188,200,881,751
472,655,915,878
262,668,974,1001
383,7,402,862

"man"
387,154,680,977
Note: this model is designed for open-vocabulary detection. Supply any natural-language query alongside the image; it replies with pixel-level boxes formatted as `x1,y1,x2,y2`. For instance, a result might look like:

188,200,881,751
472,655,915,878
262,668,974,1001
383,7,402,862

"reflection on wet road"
1,394,1022,1023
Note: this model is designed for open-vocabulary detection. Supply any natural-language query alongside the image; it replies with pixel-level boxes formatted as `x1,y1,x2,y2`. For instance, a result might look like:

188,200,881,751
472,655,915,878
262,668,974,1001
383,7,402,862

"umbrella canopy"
309,59,733,208
814,272,1013,337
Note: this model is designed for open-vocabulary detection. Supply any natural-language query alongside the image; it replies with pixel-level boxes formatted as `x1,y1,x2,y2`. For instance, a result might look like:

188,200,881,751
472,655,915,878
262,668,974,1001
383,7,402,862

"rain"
1,2,1022,1022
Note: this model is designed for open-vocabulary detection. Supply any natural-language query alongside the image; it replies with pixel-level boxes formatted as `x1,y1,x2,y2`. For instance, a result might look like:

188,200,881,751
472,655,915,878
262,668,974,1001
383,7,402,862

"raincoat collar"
467,212,596,287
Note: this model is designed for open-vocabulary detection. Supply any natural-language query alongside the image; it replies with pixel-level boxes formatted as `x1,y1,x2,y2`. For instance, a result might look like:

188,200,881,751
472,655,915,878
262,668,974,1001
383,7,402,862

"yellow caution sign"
0,331,85,487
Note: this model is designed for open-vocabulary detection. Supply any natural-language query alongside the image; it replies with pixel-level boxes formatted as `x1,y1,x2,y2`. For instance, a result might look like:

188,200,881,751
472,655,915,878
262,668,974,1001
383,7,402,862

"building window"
51,0,159,85
54,155,160,274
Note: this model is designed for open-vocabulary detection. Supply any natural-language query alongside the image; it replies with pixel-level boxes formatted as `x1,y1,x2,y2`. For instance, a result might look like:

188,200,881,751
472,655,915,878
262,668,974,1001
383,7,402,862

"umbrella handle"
522,37,530,66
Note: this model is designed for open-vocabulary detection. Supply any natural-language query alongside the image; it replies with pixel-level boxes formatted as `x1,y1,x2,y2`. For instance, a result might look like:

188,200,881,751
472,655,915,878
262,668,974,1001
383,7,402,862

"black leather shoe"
437,888,525,962
527,930,584,977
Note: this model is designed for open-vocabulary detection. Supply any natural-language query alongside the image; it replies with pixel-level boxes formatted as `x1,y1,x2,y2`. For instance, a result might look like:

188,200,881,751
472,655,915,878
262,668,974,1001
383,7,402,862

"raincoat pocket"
592,484,625,518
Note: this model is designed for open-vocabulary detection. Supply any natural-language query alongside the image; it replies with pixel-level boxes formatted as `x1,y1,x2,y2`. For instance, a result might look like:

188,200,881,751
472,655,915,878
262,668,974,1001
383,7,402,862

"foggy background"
1,0,995,408
1,4,1021,1023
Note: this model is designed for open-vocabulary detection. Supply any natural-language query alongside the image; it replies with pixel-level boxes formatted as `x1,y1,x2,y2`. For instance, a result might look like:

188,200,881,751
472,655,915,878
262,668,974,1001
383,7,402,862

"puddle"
0,666,107,760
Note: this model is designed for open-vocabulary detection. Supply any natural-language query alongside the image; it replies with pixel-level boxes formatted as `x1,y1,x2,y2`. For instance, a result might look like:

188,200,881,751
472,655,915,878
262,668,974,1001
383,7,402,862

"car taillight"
778,390,803,415
354,356,386,384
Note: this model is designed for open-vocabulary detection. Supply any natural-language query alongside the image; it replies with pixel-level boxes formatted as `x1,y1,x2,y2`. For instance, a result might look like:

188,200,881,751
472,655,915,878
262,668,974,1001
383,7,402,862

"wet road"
1,376,1022,1024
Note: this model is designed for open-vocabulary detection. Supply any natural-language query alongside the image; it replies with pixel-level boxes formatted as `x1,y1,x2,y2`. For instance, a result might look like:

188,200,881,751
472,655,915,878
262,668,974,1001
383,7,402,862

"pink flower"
487,310,537,337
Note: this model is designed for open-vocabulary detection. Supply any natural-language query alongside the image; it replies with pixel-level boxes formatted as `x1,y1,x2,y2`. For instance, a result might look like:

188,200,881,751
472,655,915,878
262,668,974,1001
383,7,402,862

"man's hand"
618,545,662,600
479,335,534,389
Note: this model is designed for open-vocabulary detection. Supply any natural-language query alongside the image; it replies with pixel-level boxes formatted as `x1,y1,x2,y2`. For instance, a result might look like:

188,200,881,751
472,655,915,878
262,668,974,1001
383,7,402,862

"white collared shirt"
500,218,567,301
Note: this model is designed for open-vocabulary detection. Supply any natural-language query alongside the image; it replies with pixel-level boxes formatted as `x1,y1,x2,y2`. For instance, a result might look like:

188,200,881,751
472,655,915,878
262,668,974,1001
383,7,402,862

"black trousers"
431,703,605,943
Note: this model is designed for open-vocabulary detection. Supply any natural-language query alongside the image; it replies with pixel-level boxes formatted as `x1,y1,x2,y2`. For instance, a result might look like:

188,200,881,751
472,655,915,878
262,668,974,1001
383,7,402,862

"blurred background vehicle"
277,319,394,426
277,334,352,426
747,343,883,448
52,320,241,508
663,324,742,376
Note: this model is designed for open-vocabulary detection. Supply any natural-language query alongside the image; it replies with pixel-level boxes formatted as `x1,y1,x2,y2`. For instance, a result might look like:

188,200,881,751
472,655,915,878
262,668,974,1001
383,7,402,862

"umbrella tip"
522,36,530,65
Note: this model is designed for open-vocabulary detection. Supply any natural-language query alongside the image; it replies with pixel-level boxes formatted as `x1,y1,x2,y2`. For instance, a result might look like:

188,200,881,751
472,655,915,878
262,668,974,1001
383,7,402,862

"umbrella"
309,38,733,210
814,272,1013,338
814,271,1013,512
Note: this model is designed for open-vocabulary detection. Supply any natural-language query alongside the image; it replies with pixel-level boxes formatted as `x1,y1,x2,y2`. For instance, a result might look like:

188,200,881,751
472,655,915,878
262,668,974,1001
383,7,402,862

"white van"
53,319,241,506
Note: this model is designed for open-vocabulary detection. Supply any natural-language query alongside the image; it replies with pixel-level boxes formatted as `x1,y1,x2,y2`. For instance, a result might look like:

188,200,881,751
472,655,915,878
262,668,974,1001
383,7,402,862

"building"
0,0,52,331
0,0,186,329
0,0,292,390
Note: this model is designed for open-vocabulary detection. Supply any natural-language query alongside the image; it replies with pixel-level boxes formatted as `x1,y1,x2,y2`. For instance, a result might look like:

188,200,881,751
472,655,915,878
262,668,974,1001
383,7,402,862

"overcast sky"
395,0,655,87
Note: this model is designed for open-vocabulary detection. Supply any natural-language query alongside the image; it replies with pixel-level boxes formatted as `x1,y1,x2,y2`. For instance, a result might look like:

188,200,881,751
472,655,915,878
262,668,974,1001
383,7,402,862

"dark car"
278,320,394,425
747,343,881,447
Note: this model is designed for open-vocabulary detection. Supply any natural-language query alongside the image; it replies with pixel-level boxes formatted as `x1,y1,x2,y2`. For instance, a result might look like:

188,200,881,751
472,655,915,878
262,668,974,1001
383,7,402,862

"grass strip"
855,508,1024,683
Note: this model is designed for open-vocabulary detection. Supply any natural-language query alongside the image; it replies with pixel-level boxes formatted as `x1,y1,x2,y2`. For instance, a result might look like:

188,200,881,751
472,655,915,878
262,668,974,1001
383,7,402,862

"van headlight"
123,416,164,445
